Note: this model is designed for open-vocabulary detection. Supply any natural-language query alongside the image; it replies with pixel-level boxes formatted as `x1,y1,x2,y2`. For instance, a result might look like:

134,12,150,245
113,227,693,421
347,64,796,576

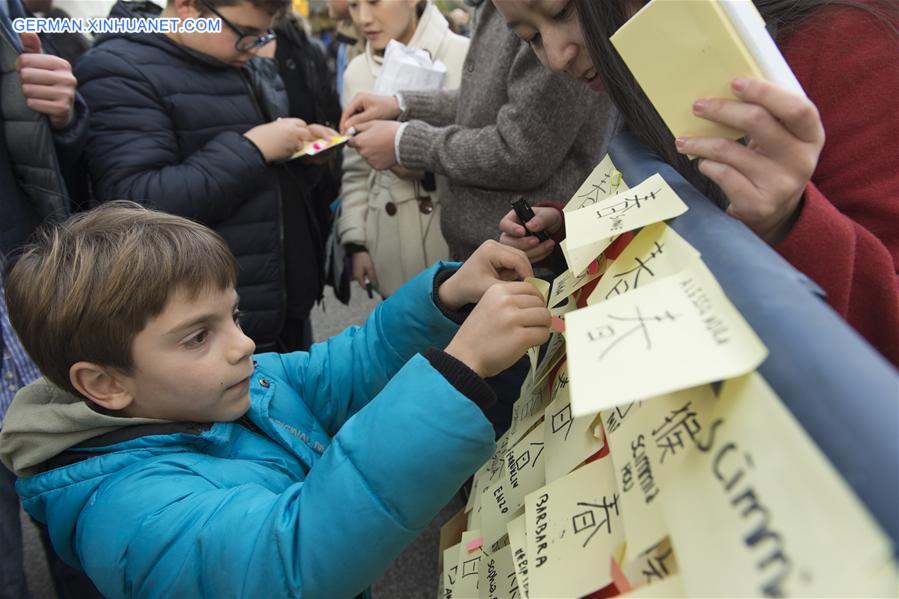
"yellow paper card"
662,372,896,597
546,260,607,310
509,376,551,446
566,258,767,416
543,363,604,483
455,530,487,599
444,542,462,598
468,430,512,513
525,277,550,306
588,222,700,305
619,572,686,598
565,154,629,212
564,174,687,255
481,425,547,548
532,330,566,387
618,537,680,590
525,457,623,598
506,515,530,599
611,0,765,140
478,542,520,599
602,385,717,556
560,237,612,277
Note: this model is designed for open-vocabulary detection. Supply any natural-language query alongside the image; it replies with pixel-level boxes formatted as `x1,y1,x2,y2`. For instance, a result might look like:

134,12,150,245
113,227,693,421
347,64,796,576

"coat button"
259,378,270,388
385,202,397,216
466,60,474,73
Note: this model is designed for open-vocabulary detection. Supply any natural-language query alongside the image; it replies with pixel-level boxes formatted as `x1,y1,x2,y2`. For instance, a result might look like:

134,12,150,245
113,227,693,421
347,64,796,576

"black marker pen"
511,197,550,242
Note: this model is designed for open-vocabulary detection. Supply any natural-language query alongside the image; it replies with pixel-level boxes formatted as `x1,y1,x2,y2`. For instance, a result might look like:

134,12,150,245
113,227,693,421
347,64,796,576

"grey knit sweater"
397,0,615,260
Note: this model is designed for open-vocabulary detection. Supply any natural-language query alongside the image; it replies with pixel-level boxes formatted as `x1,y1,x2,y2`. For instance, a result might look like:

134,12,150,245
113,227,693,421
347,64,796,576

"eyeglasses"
197,0,276,52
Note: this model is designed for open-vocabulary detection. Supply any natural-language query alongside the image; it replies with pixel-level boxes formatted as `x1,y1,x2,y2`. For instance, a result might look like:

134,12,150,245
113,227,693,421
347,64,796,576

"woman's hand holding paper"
675,77,825,245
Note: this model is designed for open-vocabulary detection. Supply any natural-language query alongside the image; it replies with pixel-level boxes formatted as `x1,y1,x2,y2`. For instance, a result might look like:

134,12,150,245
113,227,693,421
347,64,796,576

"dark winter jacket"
76,1,326,347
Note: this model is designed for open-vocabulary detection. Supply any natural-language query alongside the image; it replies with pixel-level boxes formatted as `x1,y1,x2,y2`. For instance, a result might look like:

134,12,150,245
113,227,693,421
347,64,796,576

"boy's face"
117,285,256,422
176,0,276,68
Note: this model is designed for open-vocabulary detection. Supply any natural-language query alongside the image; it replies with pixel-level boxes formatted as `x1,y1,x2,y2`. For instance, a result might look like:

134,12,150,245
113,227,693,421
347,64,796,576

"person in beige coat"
337,0,468,297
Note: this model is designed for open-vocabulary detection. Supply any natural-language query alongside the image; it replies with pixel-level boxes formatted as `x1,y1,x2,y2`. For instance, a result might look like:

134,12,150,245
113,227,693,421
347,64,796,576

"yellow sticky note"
564,174,687,255
619,572,686,598
525,277,551,306
509,375,551,446
543,363,604,483
506,515,530,599
611,0,765,140
444,542,462,598
618,537,680,590
560,237,612,277
481,425,547,548
662,372,897,597
455,530,487,598
588,222,700,305
477,542,520,599
532,330,566,387
601,385,716,557
566,258,767,416
547,260,607,310
565,155,630,212
525,457,623,598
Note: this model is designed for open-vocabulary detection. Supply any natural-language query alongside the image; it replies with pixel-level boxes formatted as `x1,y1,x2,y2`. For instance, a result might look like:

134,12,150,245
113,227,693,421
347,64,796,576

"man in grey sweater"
341,0,614,262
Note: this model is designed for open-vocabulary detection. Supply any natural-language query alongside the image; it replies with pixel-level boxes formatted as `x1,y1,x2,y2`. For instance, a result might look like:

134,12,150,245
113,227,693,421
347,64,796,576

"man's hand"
340,92,401,133
498,206,562,263
445,282,551,378
438,240,534,311
16,32,76,130
347,120,401,170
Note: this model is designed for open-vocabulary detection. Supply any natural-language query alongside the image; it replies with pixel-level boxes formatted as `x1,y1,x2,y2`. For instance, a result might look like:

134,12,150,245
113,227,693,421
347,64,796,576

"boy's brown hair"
4,201,238,398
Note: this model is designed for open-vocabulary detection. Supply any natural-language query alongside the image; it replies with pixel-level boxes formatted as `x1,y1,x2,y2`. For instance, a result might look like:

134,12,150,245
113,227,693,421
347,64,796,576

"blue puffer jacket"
2,265,495,598
75,0,303,346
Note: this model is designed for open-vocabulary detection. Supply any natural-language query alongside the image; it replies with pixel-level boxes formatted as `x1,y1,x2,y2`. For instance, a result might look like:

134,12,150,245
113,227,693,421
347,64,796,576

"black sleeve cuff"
432,267,474,325
423,347,497,413
344,243,367,255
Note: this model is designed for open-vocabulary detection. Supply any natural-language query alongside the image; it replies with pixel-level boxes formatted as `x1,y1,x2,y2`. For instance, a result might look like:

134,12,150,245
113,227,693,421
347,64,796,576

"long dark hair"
572,0,897,207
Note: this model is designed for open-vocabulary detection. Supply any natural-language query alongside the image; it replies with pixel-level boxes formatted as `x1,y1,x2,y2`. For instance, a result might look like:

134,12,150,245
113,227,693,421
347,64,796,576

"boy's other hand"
438,240,533,311
244,117,312,163
340,92,401,133
16,32,76,130
445,282,551,378
498,206,562,263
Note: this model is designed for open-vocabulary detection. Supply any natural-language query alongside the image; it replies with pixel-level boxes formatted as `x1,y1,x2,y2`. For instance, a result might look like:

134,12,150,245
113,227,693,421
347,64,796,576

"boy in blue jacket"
0,201,550,597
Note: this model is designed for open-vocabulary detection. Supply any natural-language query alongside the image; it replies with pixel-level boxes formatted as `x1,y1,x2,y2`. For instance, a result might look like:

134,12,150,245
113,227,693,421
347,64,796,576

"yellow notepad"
611,0,804,140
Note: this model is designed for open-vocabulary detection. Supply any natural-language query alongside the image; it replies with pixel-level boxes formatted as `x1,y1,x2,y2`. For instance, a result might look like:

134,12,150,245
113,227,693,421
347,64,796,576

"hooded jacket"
75,0,327,348
0,264,495,598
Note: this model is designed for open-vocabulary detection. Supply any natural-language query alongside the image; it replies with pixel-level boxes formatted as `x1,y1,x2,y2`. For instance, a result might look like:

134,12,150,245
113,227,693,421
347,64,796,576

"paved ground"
20,286,452,598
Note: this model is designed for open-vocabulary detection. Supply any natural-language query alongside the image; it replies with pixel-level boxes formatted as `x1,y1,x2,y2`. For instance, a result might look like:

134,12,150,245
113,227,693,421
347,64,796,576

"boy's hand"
17,32,76,130
498,206,562,263
340,92,401,133
244,117,314,162
445,282,551,378
438,240,533,311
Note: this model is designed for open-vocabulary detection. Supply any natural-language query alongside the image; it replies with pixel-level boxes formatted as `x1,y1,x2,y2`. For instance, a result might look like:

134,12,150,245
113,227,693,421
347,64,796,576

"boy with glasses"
76,0,335,353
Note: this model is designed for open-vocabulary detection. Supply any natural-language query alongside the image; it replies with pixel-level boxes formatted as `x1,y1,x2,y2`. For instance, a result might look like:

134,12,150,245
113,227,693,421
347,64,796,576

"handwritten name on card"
566,258,767,416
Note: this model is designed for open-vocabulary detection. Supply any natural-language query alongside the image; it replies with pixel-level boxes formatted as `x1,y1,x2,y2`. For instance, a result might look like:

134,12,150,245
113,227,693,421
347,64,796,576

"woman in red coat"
494,0,899,368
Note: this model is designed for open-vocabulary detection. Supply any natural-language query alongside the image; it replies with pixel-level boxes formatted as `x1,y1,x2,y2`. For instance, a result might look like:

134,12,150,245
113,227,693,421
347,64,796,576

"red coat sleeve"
775,4,899,367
